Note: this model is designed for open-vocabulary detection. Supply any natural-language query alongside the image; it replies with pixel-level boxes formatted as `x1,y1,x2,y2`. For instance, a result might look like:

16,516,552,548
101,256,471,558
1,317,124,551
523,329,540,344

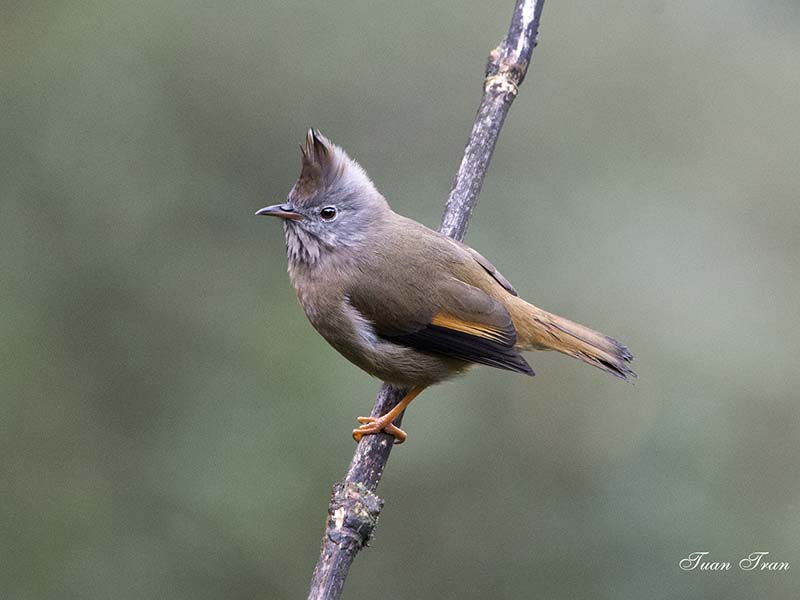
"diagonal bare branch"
308,2,546,598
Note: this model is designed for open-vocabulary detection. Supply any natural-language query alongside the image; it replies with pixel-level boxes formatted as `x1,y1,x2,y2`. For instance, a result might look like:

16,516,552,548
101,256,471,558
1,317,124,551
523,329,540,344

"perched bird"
257,129,635,443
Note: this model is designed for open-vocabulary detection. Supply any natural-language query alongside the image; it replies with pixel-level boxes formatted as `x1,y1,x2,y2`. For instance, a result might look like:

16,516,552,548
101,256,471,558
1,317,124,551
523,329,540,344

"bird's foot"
352,416,407,444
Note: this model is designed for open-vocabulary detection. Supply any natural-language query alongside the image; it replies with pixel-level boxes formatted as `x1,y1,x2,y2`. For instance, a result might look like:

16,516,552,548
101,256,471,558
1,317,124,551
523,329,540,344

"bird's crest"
288,128,383,213
291,129,348,199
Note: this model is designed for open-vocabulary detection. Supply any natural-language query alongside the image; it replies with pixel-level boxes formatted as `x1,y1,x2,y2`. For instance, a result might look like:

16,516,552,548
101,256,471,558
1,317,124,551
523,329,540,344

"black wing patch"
389,324,534,376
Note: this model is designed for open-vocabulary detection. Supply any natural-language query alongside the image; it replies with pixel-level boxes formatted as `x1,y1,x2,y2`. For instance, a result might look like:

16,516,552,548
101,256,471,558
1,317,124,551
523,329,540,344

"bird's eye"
320,206,337,221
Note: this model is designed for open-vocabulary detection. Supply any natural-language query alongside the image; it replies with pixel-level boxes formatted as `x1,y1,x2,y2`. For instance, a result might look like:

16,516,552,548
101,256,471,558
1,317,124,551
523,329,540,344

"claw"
352,416,407,444
349,386,424,445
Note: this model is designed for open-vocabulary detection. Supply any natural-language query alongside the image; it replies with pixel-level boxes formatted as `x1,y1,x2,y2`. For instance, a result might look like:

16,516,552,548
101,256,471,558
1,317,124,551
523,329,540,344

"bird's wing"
446,238,519,296
347,274,533,375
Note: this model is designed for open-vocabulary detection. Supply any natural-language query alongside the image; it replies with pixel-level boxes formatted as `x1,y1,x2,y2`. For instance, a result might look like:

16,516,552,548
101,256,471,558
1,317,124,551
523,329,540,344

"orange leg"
352,386,425,444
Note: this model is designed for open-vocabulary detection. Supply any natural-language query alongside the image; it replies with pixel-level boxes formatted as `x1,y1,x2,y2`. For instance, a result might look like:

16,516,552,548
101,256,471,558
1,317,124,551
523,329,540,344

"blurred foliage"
2,1,799,598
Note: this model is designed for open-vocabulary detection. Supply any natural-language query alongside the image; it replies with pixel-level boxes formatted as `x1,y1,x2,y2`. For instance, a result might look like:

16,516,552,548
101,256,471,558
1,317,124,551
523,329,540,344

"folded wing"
348,276,534,375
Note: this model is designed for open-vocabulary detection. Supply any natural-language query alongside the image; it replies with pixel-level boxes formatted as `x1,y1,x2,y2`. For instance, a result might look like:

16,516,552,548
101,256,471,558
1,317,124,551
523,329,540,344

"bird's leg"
352,386,425,444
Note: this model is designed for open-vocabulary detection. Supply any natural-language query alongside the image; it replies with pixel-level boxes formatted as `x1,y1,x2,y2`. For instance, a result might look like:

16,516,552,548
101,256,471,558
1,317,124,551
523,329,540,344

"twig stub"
326,482,383,548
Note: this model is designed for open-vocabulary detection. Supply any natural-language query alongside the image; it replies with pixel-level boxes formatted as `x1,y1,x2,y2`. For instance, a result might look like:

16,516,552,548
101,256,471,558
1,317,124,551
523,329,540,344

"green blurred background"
3,1,799,598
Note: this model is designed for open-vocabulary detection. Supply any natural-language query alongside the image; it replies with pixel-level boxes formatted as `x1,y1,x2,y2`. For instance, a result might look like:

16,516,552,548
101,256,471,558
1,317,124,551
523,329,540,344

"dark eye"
320,206,337,220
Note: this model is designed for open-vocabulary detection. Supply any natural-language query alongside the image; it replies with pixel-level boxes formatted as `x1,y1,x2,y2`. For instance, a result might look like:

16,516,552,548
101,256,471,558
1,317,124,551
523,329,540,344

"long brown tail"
506,296,636,381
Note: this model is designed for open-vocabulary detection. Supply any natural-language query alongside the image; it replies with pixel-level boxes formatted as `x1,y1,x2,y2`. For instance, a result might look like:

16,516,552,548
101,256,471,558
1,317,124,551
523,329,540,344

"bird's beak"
254,203,304,221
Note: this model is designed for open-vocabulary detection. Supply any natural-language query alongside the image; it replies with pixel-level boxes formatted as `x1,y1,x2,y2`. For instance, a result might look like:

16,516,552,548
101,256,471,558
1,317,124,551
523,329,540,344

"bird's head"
256,129,390,265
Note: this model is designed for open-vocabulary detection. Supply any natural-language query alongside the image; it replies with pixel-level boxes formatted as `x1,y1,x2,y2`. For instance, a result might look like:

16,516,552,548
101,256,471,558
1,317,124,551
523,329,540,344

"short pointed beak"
254,203,303,221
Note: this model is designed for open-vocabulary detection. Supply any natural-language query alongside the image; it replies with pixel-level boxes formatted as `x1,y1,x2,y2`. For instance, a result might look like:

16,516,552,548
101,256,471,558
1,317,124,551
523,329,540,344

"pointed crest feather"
301,128,330,166
292,128,345,198
290,128,376,204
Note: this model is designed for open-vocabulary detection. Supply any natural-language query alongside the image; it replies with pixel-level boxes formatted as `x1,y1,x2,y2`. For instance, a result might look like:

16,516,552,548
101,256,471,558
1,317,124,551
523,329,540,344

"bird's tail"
506,296,636,381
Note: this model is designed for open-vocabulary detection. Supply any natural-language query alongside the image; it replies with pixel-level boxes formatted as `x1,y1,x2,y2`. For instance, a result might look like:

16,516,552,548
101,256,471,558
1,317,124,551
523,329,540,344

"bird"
256,129,635,443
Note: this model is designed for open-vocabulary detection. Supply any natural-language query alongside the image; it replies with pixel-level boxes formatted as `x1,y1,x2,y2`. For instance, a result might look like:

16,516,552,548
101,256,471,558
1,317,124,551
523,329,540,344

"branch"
307,2,545,598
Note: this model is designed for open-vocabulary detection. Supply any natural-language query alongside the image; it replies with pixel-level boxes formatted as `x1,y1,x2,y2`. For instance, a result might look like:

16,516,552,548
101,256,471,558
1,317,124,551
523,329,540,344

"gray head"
256,129,390,265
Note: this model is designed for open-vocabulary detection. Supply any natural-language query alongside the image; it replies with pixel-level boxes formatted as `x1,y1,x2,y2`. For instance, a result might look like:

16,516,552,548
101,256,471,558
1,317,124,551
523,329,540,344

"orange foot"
352,416,407,444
